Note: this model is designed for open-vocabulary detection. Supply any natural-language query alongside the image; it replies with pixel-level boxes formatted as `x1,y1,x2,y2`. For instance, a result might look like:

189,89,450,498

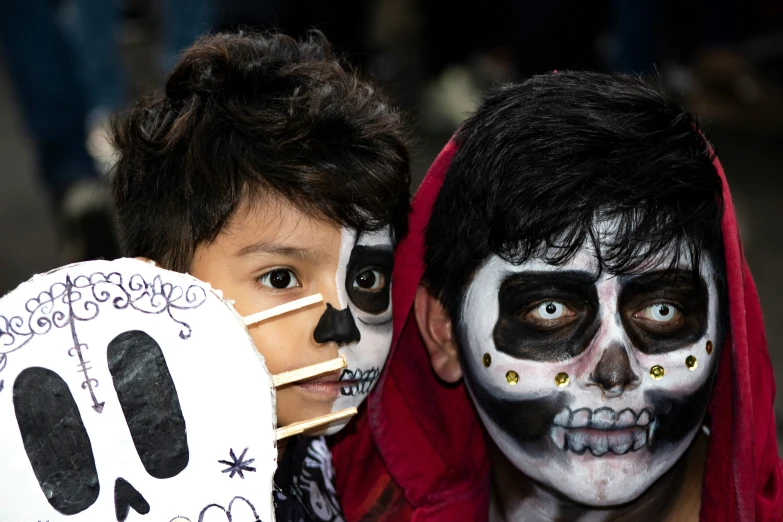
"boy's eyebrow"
235,241,330,263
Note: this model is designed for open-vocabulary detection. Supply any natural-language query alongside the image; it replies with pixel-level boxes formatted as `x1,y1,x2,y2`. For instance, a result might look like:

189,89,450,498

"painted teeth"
565,430,586,452
571,409,590,428
616,409,636,428
552,409,570,427
550,426,567,450
633,427,647,450
592,408,615,429
551,407,653,430
547,407,655,456
590,434,609,456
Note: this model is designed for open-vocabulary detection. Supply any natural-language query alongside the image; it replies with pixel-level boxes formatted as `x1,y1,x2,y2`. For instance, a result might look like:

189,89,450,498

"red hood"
332,139,783,521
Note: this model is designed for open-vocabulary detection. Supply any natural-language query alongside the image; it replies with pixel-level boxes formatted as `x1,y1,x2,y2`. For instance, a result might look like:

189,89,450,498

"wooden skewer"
275,407,358,440
243,293,323,326
272,355,347,388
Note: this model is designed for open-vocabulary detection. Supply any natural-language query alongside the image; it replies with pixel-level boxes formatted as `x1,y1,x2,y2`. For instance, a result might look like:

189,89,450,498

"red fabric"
332,139,783,521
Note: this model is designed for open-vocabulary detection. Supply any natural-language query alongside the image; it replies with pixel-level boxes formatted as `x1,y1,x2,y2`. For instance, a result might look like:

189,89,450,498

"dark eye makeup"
619,271,708,354
346,245,394,315
493,271,600,362
490,269,709,362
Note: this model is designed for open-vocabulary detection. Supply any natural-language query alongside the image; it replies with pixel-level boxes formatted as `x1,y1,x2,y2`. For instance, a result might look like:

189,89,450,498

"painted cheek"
325,227,394,432
334,227,356,309
633,335,717,395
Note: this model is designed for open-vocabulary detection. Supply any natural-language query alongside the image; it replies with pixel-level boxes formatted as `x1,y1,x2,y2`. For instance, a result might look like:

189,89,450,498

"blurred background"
1,0,782,446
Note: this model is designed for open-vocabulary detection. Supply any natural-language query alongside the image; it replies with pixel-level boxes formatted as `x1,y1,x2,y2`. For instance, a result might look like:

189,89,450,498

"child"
111,30,411,521
331,72,783,521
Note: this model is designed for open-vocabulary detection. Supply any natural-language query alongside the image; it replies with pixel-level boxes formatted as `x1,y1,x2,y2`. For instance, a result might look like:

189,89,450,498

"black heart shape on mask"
115,477,150,521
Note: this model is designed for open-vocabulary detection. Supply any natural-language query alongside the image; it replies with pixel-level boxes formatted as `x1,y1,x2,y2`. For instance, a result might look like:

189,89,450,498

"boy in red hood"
332,72,783,521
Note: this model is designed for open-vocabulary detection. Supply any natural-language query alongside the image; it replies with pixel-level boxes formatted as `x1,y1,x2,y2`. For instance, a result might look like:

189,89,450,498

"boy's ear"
414,285,462,383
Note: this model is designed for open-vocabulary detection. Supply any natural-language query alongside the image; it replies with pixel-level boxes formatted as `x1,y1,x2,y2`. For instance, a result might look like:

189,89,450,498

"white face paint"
0,259,276,521
459,240,721,506
322,227,394,434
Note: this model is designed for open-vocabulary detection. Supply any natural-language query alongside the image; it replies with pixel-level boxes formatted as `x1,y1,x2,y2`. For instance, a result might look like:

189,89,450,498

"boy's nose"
313,303,361,346
586,342,640,398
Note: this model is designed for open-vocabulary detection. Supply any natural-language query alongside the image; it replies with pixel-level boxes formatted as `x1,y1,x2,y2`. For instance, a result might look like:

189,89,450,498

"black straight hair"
423,71,725,324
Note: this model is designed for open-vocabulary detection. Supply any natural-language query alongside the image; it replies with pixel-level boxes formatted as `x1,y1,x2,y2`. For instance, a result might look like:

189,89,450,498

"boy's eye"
353,269,386,293
258,269,300,290
632,302,683,333
522,300,578,330
642,303,679,322
535,301,565,319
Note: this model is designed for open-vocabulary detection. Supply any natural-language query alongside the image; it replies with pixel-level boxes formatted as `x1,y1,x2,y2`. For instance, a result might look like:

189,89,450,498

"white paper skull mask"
0,258,277,522
459,243,723,506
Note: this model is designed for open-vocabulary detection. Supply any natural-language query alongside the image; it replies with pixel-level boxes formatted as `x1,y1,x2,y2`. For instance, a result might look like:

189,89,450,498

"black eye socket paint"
345,245,394,315
618,271,708,355
493,271,600,362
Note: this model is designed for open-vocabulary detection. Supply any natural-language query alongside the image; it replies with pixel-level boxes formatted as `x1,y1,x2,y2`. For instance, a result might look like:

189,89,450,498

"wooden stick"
275,407,358,440
243,293,323,326
272,355,346,388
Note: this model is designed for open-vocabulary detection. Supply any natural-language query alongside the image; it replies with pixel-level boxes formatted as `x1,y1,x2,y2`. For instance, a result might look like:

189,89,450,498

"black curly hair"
112,29,411,272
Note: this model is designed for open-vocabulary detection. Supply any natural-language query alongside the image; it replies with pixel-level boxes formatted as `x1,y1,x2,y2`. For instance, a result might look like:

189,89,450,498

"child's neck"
488,433,707,522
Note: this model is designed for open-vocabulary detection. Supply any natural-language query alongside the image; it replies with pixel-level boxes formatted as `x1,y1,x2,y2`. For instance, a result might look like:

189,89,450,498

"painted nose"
313,303,361,346
588,342,640,398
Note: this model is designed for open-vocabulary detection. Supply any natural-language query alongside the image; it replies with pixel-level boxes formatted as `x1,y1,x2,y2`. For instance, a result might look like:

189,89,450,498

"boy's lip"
297,381,348,399
301,369,341,384
295,369,354,399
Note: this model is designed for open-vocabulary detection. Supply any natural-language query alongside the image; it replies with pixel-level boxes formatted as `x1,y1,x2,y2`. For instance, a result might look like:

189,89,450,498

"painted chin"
537,453,663,506
538,429,699,507
498,414,701,507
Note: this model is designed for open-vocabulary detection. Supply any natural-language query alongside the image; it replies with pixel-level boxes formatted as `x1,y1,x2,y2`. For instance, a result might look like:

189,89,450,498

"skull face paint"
321,227,394,434
459,245,722,506
189,194,395,434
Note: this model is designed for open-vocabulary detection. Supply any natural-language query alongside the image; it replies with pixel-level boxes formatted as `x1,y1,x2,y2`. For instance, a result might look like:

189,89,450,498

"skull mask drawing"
0,259,277,521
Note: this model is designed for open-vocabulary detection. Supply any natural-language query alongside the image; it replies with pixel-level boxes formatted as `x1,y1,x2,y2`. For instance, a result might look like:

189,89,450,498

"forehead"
357,227,394,246
227,196,342,245
499,216,714,279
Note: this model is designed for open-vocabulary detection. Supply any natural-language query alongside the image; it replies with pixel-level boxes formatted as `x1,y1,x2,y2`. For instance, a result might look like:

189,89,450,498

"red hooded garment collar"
332,139,783,521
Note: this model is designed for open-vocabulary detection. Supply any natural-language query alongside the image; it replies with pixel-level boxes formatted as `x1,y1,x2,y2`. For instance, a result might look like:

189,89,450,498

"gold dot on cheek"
706,340,713,355
650,365,665,380
483,353,491,367
686,355,698,371
554,372,570,387
506,370,519,385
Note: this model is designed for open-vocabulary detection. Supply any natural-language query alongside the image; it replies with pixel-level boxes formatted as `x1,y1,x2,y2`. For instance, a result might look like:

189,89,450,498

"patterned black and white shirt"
273,436,346,522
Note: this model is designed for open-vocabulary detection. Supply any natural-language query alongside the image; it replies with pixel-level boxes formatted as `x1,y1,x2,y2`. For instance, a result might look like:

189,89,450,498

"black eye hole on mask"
13,367,100,515
108,330,189,479
346,245,394,315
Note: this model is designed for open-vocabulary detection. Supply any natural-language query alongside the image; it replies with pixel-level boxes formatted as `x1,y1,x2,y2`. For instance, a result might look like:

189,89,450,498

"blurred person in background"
65,0,212,173
0,0,118,262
